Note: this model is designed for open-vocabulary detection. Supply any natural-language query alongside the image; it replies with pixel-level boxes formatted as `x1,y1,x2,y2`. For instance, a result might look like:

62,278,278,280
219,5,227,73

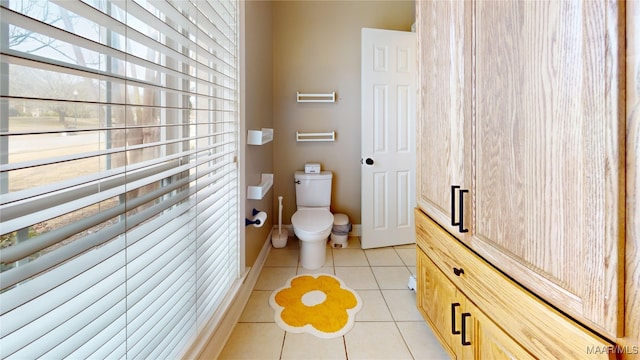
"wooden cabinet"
416,0,625,339
624,1,640,356
416,0,471,236
416,210,613,359
471,0,624,338
417,246,534,360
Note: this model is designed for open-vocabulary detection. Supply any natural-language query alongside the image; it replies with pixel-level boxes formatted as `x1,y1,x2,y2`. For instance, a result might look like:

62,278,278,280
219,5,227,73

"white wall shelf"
296,131,336,142
247,128,273,145
247,173,273,200
296,92,336,103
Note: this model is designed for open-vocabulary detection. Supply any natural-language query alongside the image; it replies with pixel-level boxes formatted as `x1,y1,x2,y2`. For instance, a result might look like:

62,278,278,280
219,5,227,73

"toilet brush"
272,195,288,248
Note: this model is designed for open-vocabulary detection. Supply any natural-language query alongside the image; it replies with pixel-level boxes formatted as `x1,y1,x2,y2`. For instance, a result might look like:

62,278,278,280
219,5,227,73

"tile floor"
219,237,449,359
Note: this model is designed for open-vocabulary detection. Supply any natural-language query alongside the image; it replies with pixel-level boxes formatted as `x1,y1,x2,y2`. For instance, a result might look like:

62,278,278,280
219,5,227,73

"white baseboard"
182,230,273,360
274,224,362,237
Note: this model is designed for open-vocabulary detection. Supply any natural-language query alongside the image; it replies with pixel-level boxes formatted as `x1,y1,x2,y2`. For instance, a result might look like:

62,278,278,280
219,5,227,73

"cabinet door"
470,304,536,360
415,0,472,234
472,0,623,337
416,248,462,359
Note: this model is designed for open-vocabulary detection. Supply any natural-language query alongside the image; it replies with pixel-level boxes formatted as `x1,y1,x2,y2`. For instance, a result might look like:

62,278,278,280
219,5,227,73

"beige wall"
244,0,274,266
272,0,414,225
243,0,414,265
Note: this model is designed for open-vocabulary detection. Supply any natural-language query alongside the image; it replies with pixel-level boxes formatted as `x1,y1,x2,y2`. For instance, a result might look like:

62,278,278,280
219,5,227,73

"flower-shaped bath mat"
269,273,362,338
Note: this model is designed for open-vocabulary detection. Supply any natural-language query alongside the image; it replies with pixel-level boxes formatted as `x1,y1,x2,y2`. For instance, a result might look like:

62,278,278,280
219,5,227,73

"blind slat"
53,307,127,360
0,1,239,358
52,0,237,80
0,237,126,315
1,154,235,263
76,320,127,360
127,270,196,358
2,274,126,358
3,6,236,93
16,291,127,360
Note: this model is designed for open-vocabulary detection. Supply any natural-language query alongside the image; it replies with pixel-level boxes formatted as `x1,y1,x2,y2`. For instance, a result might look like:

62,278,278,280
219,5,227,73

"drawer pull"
453,267,465,276
450,186,469,233
451,303,461,335
461,312,471,346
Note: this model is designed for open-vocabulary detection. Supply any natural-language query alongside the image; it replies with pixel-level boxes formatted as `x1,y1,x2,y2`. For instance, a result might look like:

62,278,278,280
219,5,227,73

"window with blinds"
0,0,240,358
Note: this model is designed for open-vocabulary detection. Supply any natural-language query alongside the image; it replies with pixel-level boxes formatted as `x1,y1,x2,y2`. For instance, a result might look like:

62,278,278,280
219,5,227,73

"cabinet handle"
450,186,459,228
453,267,464,276
458,189,468,233
450,186,469,233
461,312,471,346
451,303,461,335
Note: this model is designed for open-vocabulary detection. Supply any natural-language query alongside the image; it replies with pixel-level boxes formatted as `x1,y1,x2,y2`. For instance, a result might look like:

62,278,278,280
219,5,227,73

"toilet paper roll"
251,211,267,227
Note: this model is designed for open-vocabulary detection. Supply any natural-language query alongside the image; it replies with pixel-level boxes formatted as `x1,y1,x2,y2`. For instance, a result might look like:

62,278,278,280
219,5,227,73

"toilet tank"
295,171,332,208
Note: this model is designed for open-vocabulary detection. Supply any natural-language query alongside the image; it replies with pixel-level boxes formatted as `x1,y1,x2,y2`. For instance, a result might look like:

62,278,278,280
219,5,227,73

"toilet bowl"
292,208,334,269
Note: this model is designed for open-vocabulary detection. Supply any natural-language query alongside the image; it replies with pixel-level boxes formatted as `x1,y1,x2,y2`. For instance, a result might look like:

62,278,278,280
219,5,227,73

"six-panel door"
361,28,417,249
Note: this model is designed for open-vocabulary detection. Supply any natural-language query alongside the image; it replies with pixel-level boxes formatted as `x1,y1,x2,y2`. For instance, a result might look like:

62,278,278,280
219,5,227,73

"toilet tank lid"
295,170,332,180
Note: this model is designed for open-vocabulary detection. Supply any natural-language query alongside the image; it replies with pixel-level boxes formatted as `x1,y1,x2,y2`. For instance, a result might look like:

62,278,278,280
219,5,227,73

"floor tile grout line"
342,335,349,360
244,240,422,359
279,331,287,360
393,320,418,360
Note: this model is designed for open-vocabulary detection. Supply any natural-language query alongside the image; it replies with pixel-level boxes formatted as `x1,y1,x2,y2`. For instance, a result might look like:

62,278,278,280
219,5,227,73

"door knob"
365,158,374,165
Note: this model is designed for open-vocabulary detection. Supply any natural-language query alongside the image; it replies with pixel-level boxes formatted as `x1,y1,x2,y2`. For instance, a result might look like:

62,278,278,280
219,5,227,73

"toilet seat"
291,208,334,238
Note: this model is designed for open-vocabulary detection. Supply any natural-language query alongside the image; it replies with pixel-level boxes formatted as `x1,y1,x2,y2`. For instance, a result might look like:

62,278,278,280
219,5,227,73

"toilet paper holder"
245,208,266,227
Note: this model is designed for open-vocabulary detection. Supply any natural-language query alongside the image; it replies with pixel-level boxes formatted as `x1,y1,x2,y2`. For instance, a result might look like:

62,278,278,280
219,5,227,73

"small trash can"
330,213,351,248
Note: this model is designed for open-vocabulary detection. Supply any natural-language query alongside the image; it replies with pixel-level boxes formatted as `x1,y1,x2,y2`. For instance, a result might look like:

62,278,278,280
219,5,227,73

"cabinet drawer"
415,209,613,359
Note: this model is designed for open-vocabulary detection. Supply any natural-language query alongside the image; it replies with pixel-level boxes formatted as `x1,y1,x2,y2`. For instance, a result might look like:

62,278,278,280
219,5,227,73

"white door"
361,28,416,249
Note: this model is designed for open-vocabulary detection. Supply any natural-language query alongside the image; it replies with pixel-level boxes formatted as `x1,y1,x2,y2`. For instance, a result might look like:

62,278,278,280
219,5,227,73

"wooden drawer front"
415,209,613,360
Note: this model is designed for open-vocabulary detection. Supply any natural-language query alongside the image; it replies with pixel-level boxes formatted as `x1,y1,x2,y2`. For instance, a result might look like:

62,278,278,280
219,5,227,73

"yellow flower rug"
269,273,362,339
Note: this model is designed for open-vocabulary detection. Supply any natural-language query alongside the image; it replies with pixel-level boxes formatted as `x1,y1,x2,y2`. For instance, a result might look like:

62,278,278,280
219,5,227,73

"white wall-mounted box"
247,128,273,145
247,173,273,200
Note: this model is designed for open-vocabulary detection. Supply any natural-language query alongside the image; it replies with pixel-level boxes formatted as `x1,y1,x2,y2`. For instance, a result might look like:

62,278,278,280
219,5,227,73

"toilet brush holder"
272,196,288,248
272,231,288,248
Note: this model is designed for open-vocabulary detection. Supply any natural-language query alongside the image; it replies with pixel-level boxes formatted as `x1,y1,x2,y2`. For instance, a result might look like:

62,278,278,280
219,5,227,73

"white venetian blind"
0,0,240,358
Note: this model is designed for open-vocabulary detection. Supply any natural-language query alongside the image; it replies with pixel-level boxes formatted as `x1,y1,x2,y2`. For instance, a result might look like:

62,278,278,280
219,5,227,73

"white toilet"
291,171,334,269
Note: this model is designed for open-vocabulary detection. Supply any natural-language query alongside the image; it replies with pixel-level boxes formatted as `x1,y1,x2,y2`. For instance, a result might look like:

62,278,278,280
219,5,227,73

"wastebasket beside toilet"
330,213,351,248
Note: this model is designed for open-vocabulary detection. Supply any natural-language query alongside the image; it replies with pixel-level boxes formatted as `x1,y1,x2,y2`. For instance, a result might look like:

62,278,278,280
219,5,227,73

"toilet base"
300,237,328,270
